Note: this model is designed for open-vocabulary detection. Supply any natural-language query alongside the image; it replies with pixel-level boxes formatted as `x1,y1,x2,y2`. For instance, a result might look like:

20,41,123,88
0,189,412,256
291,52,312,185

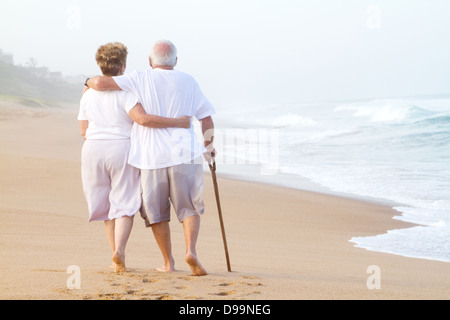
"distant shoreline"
0,61,82,106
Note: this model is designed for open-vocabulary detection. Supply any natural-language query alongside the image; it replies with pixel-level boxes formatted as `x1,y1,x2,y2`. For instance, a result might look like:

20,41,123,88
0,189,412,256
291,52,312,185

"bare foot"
155,258,175,273
186,253,207,276
155,265,175,273
112,253,126,273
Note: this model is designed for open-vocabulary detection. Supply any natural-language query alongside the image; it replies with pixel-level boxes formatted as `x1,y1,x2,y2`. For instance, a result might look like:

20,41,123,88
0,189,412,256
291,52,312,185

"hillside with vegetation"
0,61,82,107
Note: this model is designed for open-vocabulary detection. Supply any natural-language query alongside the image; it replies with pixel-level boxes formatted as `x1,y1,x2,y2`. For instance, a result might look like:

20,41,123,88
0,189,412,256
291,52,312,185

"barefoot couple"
78,40,216,276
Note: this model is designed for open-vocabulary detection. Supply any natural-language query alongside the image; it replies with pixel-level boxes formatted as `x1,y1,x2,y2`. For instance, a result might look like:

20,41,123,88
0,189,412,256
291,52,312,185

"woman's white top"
78,89,138,140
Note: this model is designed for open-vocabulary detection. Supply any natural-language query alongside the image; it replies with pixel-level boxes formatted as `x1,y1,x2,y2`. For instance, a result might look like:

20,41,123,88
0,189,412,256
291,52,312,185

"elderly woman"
78,42,190,273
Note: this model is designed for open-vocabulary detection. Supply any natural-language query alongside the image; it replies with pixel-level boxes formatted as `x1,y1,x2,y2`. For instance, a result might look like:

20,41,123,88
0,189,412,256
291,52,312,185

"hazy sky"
1,0,450,107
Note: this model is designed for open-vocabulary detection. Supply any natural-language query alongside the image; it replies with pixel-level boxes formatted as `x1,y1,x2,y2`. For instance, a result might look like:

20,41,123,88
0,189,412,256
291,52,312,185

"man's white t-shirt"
113,68,215,170
78,90,138,140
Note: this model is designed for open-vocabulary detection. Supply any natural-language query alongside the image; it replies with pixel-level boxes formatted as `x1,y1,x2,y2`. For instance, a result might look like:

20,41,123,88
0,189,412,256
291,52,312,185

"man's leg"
169,161,207,276
151,221,175,272
140,168,175,272
183,215,207,276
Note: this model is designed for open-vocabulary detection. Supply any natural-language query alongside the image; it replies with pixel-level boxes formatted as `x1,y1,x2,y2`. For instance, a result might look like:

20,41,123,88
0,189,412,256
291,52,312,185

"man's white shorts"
81,139,141,221
140,159,205,225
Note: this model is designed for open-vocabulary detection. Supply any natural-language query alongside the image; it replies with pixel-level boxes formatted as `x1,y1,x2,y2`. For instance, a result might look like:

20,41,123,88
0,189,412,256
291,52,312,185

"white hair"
149,40,177,67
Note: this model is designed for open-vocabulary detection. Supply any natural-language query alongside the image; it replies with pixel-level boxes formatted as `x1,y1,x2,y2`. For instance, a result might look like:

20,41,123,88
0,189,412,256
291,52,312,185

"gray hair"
149,40,177,67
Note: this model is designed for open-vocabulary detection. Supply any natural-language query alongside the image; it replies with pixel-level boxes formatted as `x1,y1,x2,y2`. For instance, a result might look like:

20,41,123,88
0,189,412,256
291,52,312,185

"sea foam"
213,95,450,263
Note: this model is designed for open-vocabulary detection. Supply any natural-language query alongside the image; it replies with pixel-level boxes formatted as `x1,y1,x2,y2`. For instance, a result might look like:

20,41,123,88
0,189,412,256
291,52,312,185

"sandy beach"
0,102,449,300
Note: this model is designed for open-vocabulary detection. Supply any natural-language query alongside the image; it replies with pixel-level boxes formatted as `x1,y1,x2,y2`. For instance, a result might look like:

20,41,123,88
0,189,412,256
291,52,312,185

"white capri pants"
81,139,141,222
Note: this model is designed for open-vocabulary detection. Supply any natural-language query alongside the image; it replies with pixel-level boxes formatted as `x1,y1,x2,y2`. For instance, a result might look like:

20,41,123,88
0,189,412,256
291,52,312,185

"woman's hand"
178,116,192,129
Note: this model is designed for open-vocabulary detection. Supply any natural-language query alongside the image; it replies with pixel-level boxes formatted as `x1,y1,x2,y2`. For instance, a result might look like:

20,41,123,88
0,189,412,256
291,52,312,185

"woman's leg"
104,220,115,252
112,215,134,272
104,220,116,269
107,140,141,272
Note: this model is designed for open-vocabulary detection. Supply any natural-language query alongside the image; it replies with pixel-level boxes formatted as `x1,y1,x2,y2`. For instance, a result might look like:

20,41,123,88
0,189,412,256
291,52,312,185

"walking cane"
209,160,232,272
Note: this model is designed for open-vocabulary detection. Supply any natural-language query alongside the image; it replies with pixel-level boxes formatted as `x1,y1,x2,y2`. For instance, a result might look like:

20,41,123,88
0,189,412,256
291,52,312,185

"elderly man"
87,40,215,276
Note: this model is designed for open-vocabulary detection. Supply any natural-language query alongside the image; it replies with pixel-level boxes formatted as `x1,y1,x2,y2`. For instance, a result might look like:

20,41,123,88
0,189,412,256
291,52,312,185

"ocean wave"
334,102,436,123
307,128,363,142
412,114,450,127
270,113,317,129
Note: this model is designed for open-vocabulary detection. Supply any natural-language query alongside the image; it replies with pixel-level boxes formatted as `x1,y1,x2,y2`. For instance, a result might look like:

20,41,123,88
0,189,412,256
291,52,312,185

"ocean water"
210,95,450,263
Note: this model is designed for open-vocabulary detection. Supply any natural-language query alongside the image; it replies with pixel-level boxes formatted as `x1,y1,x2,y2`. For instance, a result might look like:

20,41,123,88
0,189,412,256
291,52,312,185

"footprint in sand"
212,290,237,296
242,281,264,287
217,282,234,287
96,292,124,300
241,276,263,287
174,285,189,290
155,294,174,300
